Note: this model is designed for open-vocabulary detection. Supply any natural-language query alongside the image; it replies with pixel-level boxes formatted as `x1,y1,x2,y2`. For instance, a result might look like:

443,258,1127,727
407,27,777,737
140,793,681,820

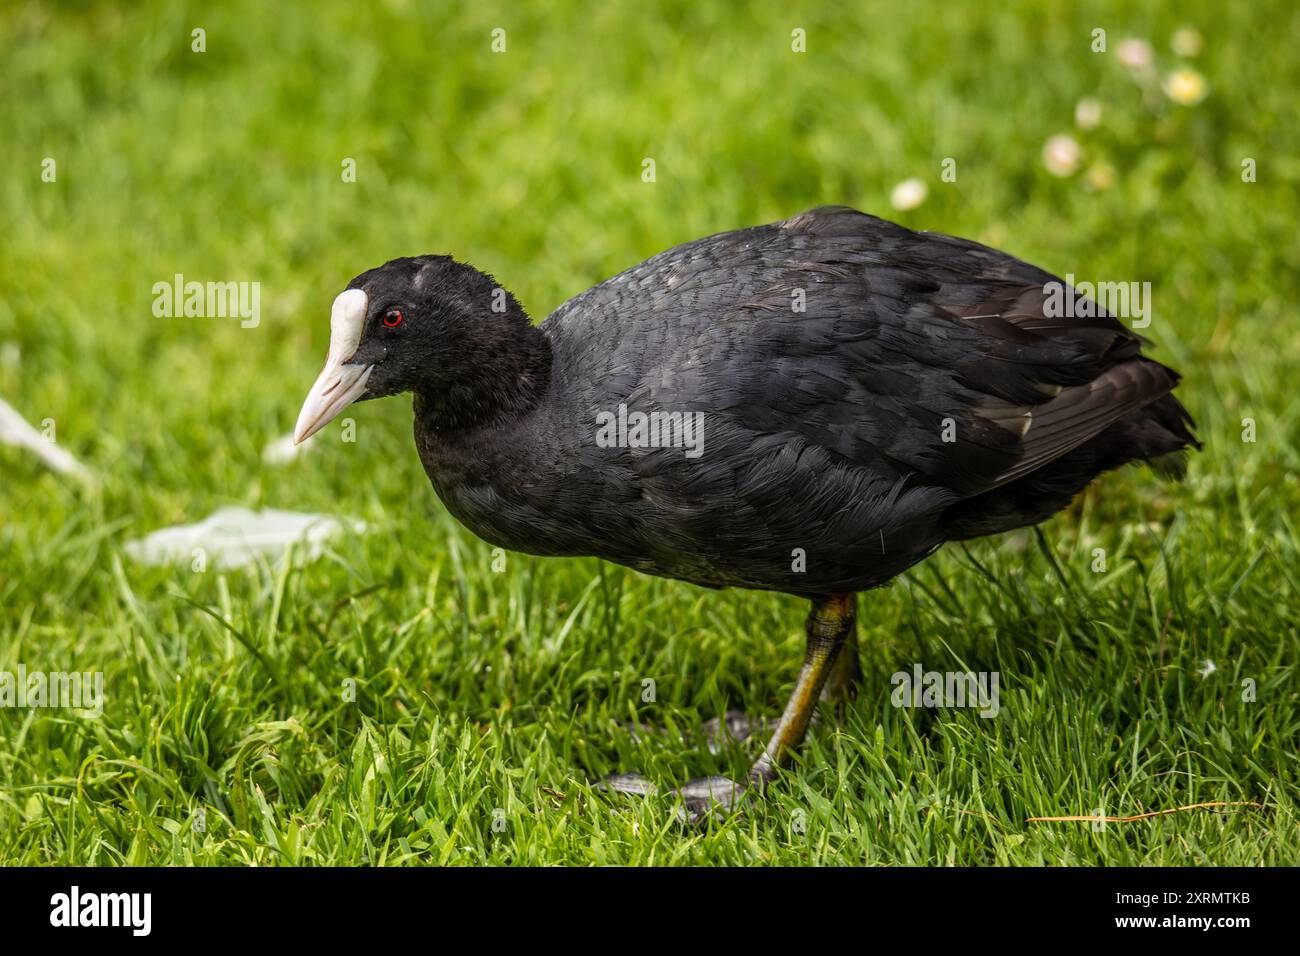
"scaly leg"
821,610,861,707
748,593,855,784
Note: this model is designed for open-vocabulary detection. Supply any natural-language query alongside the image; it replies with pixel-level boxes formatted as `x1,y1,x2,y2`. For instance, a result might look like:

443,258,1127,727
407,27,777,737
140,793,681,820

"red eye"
383,309,403,327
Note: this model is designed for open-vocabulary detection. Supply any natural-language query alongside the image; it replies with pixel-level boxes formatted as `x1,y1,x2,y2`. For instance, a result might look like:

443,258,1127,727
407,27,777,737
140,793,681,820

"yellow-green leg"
821,611,861,707
749,593,856,783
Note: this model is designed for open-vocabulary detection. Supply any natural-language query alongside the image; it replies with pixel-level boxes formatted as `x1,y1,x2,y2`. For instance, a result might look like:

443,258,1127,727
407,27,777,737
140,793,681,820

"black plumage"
295,205,1198,812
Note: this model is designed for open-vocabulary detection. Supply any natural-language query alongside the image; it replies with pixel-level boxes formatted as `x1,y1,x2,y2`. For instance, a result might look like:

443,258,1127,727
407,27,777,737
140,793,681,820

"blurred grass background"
0,0,1296,864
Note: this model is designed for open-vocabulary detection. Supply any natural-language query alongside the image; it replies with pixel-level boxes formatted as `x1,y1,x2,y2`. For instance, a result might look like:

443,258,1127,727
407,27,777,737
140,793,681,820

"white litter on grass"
0,396,91,478
1197,659,1217,678
262,431,314,464
124,507,365,569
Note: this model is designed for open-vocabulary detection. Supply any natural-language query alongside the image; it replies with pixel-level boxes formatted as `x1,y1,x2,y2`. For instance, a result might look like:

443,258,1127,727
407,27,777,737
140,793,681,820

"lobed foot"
675,775,751,822
600,771,752,824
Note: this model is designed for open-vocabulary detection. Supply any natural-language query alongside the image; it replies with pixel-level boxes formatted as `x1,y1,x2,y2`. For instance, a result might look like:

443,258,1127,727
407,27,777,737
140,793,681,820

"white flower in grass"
889,177,928,211
1163,68,1208,105
1116,37,1154,70
1197,659,1217,678
1042,134,1082,177
1171,28,1203,57
1075,97,1103,129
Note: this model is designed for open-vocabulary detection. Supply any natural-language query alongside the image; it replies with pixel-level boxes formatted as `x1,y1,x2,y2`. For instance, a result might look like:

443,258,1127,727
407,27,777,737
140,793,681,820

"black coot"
294,206,1198,818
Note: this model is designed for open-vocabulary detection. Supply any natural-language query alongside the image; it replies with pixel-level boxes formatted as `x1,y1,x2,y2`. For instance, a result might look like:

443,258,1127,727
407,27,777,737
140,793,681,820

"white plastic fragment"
0,396,91,478
124,507,365,569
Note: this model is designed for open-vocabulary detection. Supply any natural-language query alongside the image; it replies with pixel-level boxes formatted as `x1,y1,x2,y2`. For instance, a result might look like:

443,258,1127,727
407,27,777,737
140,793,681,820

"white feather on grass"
124,507,365,569
0,396,90,478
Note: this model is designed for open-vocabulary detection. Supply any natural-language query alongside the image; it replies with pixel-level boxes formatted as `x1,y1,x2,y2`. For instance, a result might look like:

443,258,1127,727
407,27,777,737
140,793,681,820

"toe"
675,775,750,823
600,771,660,796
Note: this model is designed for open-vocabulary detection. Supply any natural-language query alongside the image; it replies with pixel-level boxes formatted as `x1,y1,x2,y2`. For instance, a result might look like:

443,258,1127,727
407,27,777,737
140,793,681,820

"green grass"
1,0,1297,865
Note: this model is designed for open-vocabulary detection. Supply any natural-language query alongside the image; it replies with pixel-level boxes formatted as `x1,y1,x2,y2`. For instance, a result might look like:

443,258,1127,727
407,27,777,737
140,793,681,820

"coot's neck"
413,306,552,433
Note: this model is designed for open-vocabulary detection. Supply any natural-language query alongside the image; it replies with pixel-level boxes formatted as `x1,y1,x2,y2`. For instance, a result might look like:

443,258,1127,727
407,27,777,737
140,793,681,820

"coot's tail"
942,364,1199,541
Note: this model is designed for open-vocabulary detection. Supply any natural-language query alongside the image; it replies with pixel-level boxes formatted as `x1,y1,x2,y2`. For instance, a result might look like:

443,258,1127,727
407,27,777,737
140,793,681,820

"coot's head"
293,255,534,443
